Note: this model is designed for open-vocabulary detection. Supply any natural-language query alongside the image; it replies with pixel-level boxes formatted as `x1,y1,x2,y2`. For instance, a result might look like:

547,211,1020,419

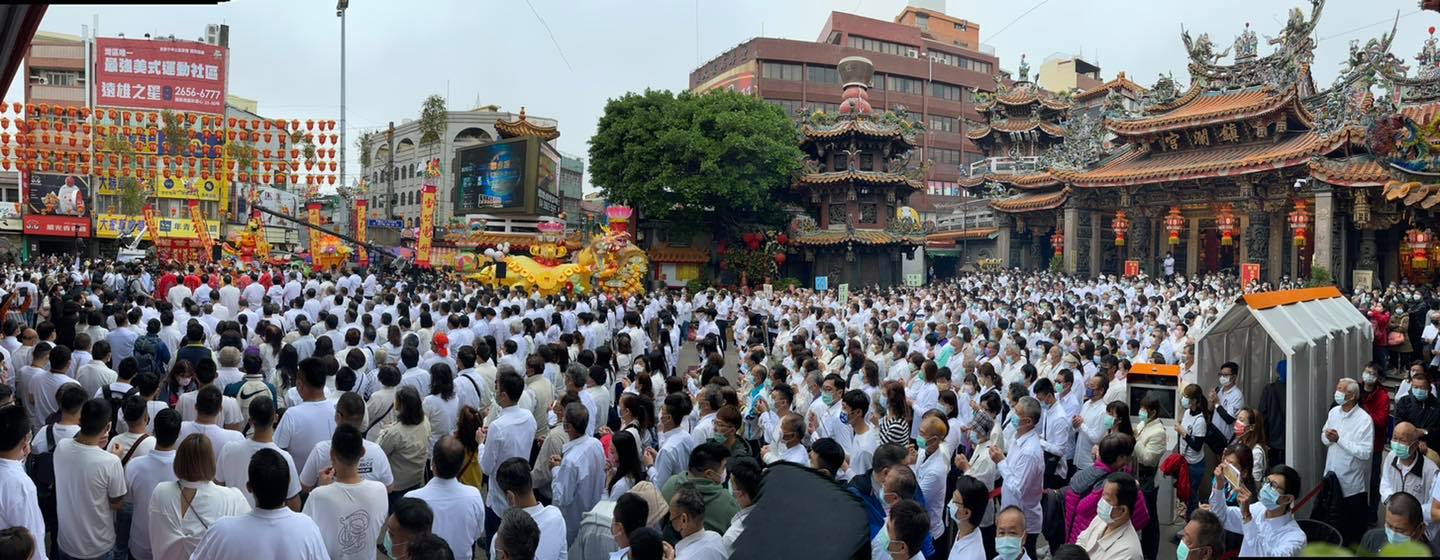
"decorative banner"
94,37,228,114
23,172,90,238
838,283,850,305
904,274,923,287
1352,270,1374,291
95,214,220,239
308,202,322,257
814,275,828,291
1240,262,1261,288
355,199,368,268
188,199,213,262
1124,260,1141,278
367,218,404,229
417,184,437,268
142,203,160,246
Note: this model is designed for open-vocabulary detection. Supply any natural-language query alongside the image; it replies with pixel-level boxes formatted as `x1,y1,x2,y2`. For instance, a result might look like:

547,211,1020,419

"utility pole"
337,0,348,193
386,121,395,219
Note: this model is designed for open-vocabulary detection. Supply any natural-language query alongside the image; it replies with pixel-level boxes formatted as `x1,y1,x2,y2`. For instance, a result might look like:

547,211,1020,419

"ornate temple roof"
799,117,918,147
795,169,923,190
989,188,1070,213
925,228,1000,245
787,229,925,247
966,119,1066,140
647,245,710,264
956,171,1061,191
977,90,1071,112
1052,127,1364,187
1307,155,1388,187
494,107,560,141
1106,88,1309,136
1384,180,1440,209
1073,72,1148,102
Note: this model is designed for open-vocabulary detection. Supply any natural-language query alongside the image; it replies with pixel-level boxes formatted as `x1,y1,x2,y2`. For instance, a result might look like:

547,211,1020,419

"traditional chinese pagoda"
967,55,1070,164
786,56,928,287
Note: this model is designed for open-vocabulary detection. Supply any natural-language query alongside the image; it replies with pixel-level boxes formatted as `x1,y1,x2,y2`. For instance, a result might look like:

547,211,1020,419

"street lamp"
338,0,348,196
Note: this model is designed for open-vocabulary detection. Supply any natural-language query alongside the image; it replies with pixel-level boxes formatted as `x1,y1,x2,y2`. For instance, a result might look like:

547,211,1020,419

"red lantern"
1163,206,1184,246
1409,229,1432,269
1215,204,1237,246
773,252,787,266
1287,199,1311,247
1051,230,1065,254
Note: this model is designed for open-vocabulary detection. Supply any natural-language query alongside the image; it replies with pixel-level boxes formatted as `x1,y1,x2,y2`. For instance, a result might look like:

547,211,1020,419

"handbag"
1388,331,1406,347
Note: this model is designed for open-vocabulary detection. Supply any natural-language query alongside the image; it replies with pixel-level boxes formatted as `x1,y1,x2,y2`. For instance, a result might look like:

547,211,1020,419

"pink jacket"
1063,461,1152,544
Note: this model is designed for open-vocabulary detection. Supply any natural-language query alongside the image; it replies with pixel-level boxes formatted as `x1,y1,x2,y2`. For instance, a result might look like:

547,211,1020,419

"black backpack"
133,335,163,377
26,423,58,529
103,385,139,436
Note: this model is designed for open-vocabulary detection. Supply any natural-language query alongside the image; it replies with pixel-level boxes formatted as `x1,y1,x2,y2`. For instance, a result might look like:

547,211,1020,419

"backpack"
133,334,163,377
231,377,274,432
26,423,58,529
103,385,139,437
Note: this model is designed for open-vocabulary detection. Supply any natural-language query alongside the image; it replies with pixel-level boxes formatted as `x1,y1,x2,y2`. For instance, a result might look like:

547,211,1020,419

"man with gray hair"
549,402,605,542
990,395,1045,559
1323,377,1374,546
215,346,244,388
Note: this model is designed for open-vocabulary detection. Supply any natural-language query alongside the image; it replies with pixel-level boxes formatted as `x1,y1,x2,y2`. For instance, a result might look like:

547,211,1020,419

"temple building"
785,56,929,286
947,0,1440,287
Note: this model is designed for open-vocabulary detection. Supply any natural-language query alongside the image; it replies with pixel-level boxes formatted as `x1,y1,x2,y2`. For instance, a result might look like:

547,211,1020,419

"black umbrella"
731,462,871,560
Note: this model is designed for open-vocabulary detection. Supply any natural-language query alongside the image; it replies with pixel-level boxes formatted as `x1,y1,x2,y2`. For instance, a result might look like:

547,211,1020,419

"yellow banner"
417,184,436,268
189,200,213,260
355,199,368,267
95,213,220,240
142,204,160,245
308,203,321,257
95,175,223,201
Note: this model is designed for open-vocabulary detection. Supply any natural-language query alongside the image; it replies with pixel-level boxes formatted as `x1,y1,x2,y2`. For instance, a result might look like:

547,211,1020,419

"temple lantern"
1410,229,1433,269
1287,199,1311,247
1216,204,1237,246
1164,206,1184,245
1051,230,1065,254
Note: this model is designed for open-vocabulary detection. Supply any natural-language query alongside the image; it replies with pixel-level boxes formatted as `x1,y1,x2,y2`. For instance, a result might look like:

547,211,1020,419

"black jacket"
1395,394,1440,450
1258,380,1286,450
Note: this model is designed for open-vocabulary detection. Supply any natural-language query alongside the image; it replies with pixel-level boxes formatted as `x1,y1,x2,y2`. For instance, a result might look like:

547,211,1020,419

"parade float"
470,205,648,298
221,211,272,265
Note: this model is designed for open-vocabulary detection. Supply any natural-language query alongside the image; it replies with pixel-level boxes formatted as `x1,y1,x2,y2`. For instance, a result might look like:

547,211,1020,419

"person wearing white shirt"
722,458,762,555
148,433,252,560
650,395,697,487
276,359,339,469
177,386,246,467
670,483,729,560
406,436,487,560
189,447,329,560
0,405,48,560
1073,374,1110,470
216,396,302,509
54,399,128,560
299,392,395,491
1378,422,1437,524
915,416,950,541
689,388,719,447
1322,378,1375,545
992,397,1044,558
947,475,990,560
490,457,568,560
1207,464,1307,557
550,403,607,543
125,409,182,560
841,391,880,480
303,424,389,560
480,371,540,530
1210,363,1244,444
1034,380,1076,486
1076,473,1145,560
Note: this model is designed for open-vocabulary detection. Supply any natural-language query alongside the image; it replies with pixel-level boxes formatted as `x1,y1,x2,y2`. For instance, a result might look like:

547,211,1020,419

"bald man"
1384,422,1438,512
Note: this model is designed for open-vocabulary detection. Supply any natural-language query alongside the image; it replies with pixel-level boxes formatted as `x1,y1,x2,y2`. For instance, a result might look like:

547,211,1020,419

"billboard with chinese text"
94,37,228,114
24,173,90,237
95,213,220,240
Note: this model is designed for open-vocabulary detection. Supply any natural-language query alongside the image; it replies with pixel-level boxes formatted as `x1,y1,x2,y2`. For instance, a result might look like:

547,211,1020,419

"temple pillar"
1186,216,1199,277
1358,229,1378,288
1313,189,1333,279
996,215,1012,268
1244,209,1270,282
1268,212,1285,285
1090,211,1103,277
1063,206,1080,274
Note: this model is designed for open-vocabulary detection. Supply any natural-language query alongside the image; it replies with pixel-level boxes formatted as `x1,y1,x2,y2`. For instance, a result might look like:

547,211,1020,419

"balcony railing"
968,156,1040,176
933,213,997,231
29,84,84,103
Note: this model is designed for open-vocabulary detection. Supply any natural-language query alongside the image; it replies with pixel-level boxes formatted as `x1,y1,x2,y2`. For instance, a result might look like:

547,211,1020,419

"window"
761,62,802,81
930,82,963,101
860,153,874,171
811,102,840,114
861,203,878,224
766,98,803,117
929,51,992,74
928,115,958,133
807,65,839,84
848,36,910,57
885,75,923,95
828,203,848,227
929,147,962,166
916,13,929,31
831,153,847,171
29,70,82,86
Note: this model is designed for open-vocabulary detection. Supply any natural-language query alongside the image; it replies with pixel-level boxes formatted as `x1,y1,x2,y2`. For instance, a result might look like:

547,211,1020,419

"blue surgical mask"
821,393,835,407
1334,391,1346,406
1138,410,1150,424
839,412,850,425
1103,415,1116,429
1414,388,1429,401
1096,498,1115,523
970,430,983,445
1085,388,1096,399
1180,397,1191,410
1393,441,1413,461
916,435,929,449
1259,483,1284,511
1387,526,1411,544
1009,414,1021,429
1176,541,1193,560
879,395,889,409
947,502,961,524
996,536,1024,560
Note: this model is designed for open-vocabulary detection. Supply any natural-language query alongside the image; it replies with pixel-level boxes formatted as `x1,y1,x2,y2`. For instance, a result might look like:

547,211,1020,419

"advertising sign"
367,218,404,229
904,274,923,287
188,199,213,261
355,199,368,267
99,175,222,201
95,214,220,239
24,173,90,237
1124,260,1141,278
0,202,22,232
814,276,829,291
142,204,160,245
94,37,228,114
417,184,437,268
456,137,529,213
838,283,850,305
693,61,758,95
234,185,301,228
1240,262,1261,288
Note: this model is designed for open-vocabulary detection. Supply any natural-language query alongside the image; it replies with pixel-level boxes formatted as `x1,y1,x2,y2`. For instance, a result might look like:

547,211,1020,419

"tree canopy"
588,89,801,234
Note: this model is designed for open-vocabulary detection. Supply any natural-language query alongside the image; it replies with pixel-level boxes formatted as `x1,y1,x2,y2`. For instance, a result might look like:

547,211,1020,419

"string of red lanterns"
1163,206,1184,246
1287,199,1311,247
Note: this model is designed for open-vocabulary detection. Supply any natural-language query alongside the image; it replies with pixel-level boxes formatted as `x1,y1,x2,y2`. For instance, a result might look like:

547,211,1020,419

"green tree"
356,131,376,170
159,109,188,160
588,89,801,234
102,132,147,214
418,95,448,162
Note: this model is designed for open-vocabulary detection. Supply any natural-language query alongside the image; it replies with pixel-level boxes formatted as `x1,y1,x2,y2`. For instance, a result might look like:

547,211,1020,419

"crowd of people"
0,256,1436,560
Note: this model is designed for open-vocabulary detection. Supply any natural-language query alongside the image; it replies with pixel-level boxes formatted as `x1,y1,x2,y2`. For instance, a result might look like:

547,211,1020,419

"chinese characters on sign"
417,185,437,268
94,38,228,114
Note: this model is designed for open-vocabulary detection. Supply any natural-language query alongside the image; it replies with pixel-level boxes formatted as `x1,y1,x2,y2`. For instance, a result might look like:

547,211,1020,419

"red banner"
1124,260,1140,278
355,199,369,268
417,185,437,268
1241,262,1261,287
94,37,228,114
187,199,213,262
143,204,160,246
22,216,89,238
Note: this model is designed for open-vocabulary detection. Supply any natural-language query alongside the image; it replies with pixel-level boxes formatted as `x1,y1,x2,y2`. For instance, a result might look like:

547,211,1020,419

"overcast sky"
13,0,1440,192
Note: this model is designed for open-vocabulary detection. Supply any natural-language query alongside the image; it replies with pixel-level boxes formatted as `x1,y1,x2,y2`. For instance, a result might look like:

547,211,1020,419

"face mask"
1392,440,1413,461
710,434,726,444
821,393,835,407
1103,415,1116,429
1138,410,1150,424
1096,498,1115,524
1233,421,1246,437
873,525,891,552
1387,526,1411,544
1180,397,1191,410
879,395,889,409
1054,382,1065,394
996,536,1024,560
1414,388,1429,401
1363,372,1377,385
1258,483,1284,511
1009,414,1021,429
970,430,983,445
916,436,929,449
947,502,961,525
1333,391,1346,406
381,531,400,560
1085,388,1096,400
1176,541,1193,560
1219,375,1232,387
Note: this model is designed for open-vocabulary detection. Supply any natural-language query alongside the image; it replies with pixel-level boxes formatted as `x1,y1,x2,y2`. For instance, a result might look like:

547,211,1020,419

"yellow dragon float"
470,205,648,298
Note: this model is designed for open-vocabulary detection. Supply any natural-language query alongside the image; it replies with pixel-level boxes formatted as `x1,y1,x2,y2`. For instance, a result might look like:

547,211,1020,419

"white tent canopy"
1193,287,1372,510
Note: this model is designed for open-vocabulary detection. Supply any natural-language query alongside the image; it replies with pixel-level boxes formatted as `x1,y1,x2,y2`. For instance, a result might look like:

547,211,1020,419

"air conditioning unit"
905,48,920,59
